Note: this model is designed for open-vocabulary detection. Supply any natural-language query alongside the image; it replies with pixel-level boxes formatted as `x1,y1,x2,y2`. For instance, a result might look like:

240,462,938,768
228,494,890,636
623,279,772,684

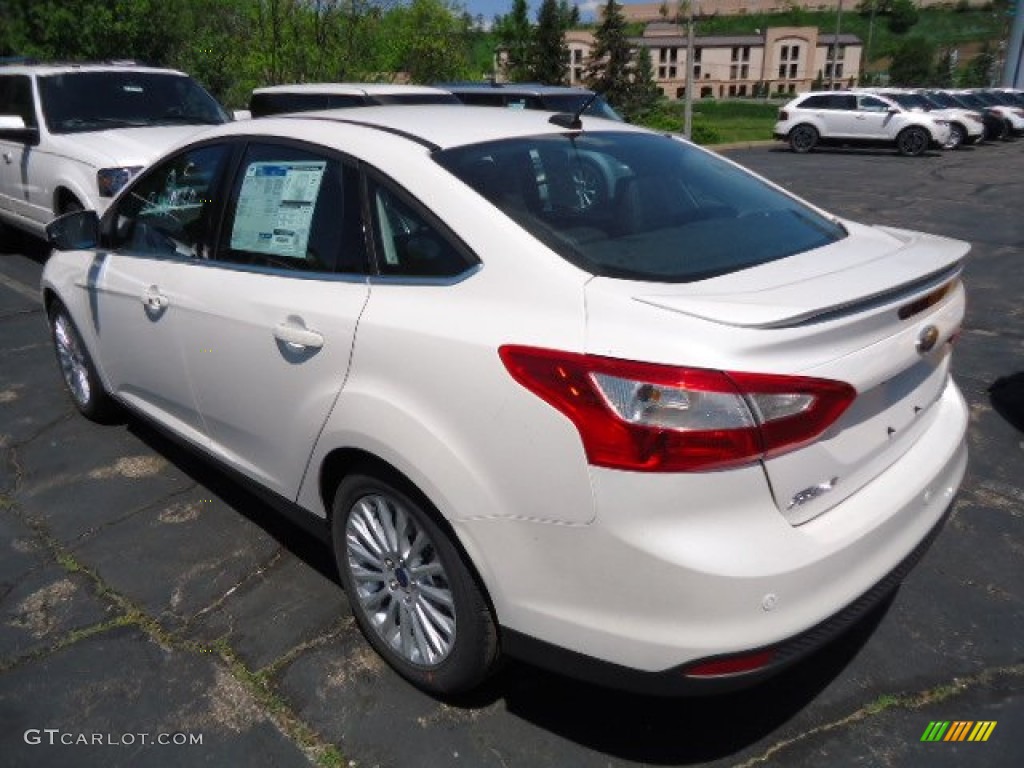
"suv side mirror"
0,115,40,145
46,210,100,251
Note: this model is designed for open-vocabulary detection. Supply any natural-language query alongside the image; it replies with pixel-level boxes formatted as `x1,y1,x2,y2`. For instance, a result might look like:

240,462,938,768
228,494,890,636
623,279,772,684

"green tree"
621,46,660,121
494,0,532,82
887,0,919,34
394,0,472,83
532,0,570,84
889,37,935,85
931,48,956,88
960,43,995,87
585,0,634,112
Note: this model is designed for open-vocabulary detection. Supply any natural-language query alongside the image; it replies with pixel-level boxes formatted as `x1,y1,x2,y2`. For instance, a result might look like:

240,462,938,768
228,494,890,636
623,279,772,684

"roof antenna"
548,91,599,130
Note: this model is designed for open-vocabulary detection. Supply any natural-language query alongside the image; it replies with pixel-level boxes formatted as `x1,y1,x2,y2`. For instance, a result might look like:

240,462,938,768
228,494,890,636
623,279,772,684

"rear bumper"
464,378,968,691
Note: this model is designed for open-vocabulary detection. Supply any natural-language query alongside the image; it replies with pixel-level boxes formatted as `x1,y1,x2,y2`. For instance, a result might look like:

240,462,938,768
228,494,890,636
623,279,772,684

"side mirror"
46,209,100,251
0,114,40,145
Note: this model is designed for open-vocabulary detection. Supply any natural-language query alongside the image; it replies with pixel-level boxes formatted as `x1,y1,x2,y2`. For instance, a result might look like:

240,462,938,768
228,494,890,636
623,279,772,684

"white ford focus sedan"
42,106,969,695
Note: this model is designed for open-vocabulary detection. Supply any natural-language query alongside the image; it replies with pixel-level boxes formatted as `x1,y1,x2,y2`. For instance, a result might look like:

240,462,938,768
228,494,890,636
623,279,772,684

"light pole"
829,0,844,90
684,0,695,138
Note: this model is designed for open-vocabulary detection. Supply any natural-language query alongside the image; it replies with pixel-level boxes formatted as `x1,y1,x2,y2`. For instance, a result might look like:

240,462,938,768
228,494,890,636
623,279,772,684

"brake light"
499,346,856,472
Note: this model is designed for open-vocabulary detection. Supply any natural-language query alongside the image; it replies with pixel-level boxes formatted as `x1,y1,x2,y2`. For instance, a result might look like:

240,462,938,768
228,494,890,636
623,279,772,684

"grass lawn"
637,99,782,144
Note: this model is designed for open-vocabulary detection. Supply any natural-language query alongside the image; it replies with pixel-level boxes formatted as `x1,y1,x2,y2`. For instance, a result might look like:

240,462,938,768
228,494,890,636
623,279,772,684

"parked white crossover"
42,106,969,695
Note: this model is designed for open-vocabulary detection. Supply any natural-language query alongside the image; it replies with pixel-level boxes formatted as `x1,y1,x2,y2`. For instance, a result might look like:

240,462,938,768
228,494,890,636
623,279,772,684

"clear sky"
460,0,603,25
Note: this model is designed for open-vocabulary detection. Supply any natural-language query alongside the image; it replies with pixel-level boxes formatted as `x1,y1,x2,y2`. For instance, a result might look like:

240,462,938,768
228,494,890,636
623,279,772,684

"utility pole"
684,0,695,138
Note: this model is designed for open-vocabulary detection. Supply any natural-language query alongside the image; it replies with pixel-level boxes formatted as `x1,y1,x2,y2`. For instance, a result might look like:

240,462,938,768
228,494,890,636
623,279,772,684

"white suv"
0,62,226,242
774,91,951,156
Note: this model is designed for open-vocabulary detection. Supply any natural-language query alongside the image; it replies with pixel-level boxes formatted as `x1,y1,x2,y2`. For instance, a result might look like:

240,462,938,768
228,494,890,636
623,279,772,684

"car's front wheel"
788,124,818,153
332,470,499,695
943,123,966,150
897,126,930,157
48,302,117,421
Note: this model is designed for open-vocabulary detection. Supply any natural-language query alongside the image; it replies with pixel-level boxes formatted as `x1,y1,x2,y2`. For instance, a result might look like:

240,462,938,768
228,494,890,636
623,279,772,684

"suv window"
0,74,37,127
219,142,366,274
37,71,226,134
437,132,846,283
249,92,366,117
109,144,231,259
800,94,855,110
858,95,891,112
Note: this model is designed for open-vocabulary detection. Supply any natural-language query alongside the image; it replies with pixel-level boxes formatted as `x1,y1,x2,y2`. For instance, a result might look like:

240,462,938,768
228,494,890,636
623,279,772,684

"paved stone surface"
0,140,1021,767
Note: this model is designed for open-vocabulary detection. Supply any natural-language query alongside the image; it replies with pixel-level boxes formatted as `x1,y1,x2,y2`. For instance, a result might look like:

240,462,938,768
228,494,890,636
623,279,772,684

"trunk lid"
584,221,968,524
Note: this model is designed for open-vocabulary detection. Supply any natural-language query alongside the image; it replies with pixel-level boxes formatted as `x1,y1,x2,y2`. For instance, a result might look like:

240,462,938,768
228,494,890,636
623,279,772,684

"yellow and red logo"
920,721,997,742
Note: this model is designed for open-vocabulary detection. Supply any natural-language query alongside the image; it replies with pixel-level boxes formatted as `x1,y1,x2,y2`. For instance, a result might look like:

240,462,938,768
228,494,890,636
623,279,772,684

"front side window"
108,144,231,259
218,143,366,274
38,71,226,133
436,132,846,283
0,75,37,127
859,95,891,112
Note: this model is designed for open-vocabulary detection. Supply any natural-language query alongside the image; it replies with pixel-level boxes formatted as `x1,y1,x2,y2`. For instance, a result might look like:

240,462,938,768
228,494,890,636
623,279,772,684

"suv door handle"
274,322,324,350
141,286,168,311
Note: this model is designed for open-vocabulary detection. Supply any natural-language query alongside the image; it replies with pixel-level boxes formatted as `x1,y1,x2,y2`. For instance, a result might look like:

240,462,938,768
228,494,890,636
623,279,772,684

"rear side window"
218,143,366,274
436,132,846,283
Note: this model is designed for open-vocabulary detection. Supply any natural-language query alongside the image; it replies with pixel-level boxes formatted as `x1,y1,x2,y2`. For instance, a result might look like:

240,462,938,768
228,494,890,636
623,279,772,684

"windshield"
435,132,846,283
39,71,227,133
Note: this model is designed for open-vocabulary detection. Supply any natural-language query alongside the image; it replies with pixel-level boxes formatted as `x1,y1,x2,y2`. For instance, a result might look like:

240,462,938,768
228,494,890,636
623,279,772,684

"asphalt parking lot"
1,140,1022,768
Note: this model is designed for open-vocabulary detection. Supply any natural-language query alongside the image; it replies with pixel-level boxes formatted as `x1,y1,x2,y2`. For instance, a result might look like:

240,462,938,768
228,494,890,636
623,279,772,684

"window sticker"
230,160,326,259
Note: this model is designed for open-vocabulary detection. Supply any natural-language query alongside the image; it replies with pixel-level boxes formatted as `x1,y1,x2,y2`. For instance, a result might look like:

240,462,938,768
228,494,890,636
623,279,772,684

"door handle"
2,152,12,164
274,322,324,350
141,286,168,311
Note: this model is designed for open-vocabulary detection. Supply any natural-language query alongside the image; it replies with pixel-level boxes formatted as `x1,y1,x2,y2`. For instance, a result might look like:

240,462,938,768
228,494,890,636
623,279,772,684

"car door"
821,94,860,137
87,142,233,443
0,74,40,228
171,140,370,499
852,95,896,139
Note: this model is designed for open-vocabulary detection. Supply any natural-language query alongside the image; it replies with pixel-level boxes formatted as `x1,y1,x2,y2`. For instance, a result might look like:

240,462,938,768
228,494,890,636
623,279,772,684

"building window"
789,63,798,79
574,67,583,82
780,45,789,60
676,86,685,98
778,64,787,79
693,47,702,63
731,47,740,62
728,84,737,96
740,64,749,79
669,48,678,63
693,64,701,78
668,66,677,79
573,49,582,64
791,45,800,59
742,46,750,62
659,66,667,79
738,84,747,96
660,48,668,63
730,64,738,80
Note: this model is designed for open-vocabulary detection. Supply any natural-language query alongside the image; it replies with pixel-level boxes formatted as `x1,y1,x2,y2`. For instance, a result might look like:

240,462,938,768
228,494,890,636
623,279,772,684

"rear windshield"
537,94,623,121
39,71,227,133
435,132,846,283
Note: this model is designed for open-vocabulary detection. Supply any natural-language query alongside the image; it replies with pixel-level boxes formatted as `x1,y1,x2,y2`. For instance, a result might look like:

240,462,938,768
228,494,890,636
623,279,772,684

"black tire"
788,124,818,154
48,302,118,422
896,126,929,157
944,123,966,150
1000,119,1015,141
332,470,499,695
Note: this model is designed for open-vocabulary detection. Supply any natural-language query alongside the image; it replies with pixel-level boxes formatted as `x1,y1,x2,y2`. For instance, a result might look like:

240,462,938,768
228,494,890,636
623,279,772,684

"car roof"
206,104,646,152
0,62,188,77
252,83,454,97
440,82,598,96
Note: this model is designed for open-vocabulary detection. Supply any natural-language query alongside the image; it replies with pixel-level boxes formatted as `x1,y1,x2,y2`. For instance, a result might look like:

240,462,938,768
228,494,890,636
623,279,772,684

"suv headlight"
97,166,143,198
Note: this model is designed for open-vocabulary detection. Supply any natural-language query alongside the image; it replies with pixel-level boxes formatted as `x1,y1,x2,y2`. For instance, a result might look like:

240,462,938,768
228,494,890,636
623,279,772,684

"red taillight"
683,649,776,678
499,346,856,472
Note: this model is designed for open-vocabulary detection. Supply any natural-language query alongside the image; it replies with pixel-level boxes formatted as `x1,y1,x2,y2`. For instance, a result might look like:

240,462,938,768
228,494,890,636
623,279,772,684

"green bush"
690,122,722,145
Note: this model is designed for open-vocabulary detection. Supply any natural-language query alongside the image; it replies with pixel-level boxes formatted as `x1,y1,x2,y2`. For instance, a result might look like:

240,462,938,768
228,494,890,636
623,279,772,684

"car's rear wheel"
897,126,929,157
332,470,499,695
943,123,966,150
48,302,117,421
788,124,818,153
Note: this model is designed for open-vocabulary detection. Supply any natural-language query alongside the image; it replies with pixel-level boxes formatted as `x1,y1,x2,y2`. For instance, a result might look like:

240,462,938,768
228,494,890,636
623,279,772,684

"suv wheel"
332,470,499,695
943,124,966,150
788,124,818,154
896,126,929,157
